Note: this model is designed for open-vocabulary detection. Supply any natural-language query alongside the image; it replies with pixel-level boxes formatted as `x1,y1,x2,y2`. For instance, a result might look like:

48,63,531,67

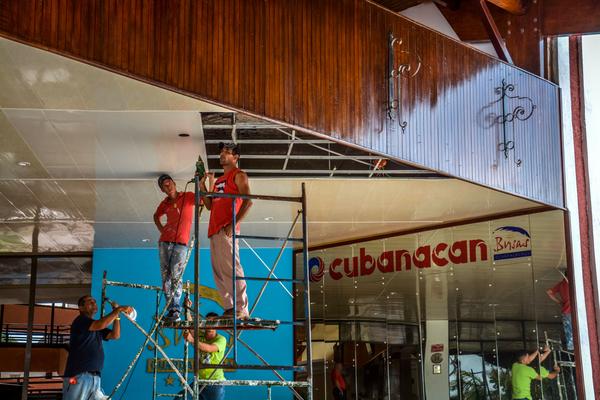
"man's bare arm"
89,306,132,333
233,171,252,223
153,212,164,233
200,173,215,210
546,288,562,305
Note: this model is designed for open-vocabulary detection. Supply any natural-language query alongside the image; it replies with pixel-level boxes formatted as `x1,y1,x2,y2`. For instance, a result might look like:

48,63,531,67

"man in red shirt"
546,276,574,351
154,174,196,322
331,362,347,400
200,142,252,319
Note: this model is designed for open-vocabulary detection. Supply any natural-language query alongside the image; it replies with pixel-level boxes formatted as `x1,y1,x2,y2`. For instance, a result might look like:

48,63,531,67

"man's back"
511,362,537,400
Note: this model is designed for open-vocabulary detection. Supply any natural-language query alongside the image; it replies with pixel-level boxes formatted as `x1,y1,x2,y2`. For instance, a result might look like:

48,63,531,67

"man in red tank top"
153,174,196,322
546,274,574,350
201,142,252,319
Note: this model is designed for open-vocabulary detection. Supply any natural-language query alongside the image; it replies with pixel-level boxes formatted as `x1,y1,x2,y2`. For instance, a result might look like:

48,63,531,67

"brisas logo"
309,256,325,282
309,239,488,282
493,226,531,261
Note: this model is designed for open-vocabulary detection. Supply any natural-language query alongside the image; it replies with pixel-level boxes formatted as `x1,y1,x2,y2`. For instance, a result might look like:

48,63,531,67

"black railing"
0,324,70,345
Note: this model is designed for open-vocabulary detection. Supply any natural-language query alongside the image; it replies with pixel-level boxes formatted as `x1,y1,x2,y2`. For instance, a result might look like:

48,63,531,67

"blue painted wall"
91,247,293,399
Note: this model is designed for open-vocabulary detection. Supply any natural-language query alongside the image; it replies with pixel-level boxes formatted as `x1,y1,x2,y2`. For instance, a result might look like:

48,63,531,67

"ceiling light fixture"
263,217,274,221
178,133,190,137
17,161,31,167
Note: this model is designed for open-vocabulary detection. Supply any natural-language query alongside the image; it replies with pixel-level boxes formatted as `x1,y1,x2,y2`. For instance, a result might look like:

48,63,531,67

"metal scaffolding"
545,331,577,400
100,183,313,400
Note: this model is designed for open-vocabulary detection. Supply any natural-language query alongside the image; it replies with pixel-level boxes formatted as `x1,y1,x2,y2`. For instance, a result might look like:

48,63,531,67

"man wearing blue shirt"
62,295,132,400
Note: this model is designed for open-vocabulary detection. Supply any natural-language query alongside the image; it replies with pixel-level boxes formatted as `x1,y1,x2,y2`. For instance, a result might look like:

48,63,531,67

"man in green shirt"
182,311,227,400
511,346,560,400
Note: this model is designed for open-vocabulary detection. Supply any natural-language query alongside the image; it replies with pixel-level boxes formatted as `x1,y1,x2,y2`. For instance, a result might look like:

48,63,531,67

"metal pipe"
101,271,107,317
21,253,38,400
301,183,314,400
232,200,238,362
153,290,160,400
197,363,305,371
50,303,55,345
199,191,302,203
193,173,201,399
236,234,303,242
120,311,194,395
195,379,310,387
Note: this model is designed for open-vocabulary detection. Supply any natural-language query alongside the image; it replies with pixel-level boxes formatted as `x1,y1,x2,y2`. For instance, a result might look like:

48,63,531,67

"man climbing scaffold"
182,298,227,400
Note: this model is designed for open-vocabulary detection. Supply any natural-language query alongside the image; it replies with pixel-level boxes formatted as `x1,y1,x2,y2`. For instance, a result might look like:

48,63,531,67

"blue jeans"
62,373,105,400
562,313,574,351
199,385,225,400
159,242,189,313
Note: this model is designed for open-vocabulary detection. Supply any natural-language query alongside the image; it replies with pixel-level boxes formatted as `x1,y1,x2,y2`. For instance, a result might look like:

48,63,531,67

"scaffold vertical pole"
301,182,313,400
232,199,238,362
193,174,201,399
101,271,107,318
152,289,160,400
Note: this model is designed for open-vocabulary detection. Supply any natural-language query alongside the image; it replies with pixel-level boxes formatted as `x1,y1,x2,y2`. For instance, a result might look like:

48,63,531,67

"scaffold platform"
160,318,281,331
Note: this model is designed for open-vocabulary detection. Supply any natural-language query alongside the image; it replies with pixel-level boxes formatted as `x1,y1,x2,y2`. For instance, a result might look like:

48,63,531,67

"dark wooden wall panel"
0,0,563,206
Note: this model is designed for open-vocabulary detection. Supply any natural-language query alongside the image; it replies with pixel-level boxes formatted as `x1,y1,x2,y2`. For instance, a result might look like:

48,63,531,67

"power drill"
195,156,206,177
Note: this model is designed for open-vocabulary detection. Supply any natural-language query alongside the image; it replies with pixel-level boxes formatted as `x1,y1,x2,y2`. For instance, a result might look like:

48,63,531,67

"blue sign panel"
91,247,293,399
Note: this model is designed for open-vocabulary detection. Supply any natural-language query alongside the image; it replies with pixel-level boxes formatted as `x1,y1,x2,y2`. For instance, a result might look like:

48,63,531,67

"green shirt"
511,362,538,399
198,334,227,381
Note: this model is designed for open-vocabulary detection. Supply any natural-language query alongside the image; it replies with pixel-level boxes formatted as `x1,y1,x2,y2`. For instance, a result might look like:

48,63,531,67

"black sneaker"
164,310,181,323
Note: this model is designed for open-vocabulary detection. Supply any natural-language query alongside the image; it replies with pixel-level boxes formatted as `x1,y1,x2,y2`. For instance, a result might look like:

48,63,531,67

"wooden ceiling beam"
437,0,543,74
487,0,531,15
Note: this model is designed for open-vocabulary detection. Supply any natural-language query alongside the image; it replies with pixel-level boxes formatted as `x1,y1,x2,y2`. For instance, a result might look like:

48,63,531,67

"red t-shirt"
550,279,571,314
155,191,195,244
207,168,243,238
331,369,346,391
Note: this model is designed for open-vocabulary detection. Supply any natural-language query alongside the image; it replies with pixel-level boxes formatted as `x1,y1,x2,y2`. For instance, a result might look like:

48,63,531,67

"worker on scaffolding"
154,174,196,322
182,299,227,399
511,346,560,400
200,142,252,319
546,274,574,351
63,295,133,400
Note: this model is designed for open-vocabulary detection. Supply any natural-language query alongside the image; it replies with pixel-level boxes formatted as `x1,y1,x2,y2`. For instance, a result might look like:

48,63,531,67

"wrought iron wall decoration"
387,32,422,134
490,79,536,167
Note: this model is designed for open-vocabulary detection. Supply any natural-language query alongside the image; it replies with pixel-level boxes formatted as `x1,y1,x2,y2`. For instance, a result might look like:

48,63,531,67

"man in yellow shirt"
511,346,560,400
182,309,227,400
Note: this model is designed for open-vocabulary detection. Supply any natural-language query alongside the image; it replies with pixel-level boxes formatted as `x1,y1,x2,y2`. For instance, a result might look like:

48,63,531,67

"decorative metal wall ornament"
492,79,536,167
387,32,422,134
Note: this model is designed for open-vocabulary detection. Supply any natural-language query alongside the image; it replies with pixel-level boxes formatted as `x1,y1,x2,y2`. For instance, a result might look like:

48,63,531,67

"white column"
557,35,596,397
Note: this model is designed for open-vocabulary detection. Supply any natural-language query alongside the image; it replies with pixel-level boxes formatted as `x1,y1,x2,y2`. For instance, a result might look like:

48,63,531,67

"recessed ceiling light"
141,238,151,243
17,161,31,167
178,133,190,137
263,216,274,221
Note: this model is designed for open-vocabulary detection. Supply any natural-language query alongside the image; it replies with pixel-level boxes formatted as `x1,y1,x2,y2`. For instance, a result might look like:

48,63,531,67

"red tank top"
207,168,243,238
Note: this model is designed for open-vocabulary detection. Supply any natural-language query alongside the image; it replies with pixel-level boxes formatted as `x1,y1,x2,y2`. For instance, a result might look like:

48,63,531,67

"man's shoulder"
156,196,169,209
71,314,94,331
214,334,227,345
